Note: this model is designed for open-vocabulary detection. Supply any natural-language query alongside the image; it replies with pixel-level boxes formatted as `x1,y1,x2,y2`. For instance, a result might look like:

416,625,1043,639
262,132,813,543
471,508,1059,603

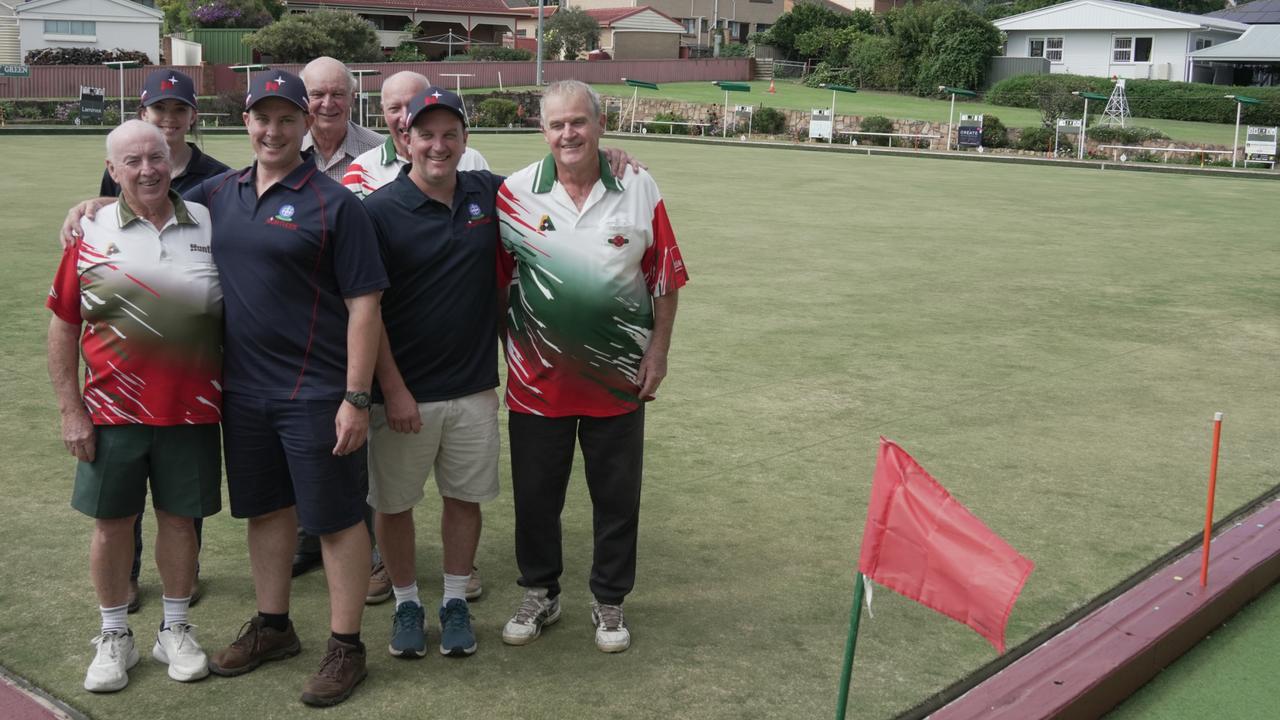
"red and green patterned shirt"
46,193,223,426
497,153,688,417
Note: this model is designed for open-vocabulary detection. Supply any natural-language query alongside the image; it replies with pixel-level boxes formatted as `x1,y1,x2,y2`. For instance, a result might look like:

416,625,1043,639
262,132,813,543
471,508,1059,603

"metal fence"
984,57,1049,89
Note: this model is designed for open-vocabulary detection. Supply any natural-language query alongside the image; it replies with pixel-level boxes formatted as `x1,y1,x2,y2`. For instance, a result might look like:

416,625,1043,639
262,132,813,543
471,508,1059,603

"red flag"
858,438,1034,653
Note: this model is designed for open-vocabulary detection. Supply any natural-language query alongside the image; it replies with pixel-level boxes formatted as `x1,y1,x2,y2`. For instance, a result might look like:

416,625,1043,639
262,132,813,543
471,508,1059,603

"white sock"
100,604,129,635
162,595,191,630
393,582,421,608
442,573,470,606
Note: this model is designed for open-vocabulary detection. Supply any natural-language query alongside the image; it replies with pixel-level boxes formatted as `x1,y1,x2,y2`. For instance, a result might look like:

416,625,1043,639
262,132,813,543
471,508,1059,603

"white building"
15,0,162,64
994,0,1247,82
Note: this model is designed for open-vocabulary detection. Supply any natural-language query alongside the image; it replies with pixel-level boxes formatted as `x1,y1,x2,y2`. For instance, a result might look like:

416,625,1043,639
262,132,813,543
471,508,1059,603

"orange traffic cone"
768,79,776,94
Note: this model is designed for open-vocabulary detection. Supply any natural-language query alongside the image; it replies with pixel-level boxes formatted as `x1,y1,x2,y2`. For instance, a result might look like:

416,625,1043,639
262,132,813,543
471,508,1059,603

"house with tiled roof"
286,0,523,56
510,4,685,58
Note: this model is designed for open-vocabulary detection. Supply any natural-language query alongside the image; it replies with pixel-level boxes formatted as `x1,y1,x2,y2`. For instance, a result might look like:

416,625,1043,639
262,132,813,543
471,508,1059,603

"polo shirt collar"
395,165,480,212
379,135,401,166
116,189,197,229
237,159,318,191
532,151,623,194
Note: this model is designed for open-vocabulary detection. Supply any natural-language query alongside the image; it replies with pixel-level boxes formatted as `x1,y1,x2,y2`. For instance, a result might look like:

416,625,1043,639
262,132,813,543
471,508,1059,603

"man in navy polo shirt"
185,70,387,708
361,87,503,661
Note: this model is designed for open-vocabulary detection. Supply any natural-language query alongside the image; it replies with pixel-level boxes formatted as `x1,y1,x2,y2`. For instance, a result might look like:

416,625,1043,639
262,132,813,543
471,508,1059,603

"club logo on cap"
266,75,287,92
161,75,178,91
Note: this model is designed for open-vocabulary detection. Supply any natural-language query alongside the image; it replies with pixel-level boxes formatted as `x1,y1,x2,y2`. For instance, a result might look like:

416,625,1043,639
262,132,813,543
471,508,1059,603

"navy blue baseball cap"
140,69,197,108
245,70,309,113
406,87,467,129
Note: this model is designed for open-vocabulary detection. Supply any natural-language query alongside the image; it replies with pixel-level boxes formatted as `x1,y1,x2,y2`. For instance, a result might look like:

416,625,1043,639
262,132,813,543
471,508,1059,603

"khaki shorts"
368,389,500,513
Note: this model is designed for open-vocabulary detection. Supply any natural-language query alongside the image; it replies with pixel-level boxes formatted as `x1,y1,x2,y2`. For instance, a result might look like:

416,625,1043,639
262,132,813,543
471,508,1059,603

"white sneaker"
153,623,210,682
591,601,631,653
84,629,139,692
502,588,561,646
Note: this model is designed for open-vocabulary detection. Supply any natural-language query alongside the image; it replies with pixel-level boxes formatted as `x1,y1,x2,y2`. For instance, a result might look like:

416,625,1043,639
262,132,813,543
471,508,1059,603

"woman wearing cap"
99,69,230,196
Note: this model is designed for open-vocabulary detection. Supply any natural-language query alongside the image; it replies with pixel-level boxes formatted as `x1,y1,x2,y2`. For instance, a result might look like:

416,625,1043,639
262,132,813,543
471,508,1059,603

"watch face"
346,391,371,409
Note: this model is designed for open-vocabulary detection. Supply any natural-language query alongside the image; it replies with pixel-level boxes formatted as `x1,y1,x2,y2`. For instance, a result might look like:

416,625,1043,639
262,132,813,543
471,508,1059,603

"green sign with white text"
1,65,30,77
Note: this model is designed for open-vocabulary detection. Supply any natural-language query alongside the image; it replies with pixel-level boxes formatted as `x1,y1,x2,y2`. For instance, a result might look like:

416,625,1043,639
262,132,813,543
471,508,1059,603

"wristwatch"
344,390,372,410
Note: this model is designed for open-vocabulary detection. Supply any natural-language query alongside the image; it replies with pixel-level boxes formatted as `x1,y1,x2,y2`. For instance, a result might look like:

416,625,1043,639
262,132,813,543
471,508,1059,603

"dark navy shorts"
222,392,368,535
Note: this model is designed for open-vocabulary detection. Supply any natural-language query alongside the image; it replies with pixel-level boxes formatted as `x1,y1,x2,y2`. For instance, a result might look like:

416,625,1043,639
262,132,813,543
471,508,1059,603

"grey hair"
382,70,430,95
106,119,170,162
302,56,358,94
539,80,602,126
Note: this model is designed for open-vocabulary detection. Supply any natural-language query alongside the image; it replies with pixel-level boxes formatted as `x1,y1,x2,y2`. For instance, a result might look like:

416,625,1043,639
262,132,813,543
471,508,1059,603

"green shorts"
72,424,222,520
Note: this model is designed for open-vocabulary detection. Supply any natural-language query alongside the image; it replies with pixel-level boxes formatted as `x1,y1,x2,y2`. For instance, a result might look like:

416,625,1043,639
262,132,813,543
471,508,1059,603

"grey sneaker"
388,602,426,659
501,588,561,646
439,598,477,657
591,601,631,653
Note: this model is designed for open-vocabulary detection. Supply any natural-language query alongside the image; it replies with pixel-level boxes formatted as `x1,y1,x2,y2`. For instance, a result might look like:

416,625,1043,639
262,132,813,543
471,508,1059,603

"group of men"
50,56,687,708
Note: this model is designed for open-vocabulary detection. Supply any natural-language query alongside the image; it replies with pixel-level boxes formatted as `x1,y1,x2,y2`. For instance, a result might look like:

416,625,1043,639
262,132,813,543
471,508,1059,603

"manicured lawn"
1,133,1276,719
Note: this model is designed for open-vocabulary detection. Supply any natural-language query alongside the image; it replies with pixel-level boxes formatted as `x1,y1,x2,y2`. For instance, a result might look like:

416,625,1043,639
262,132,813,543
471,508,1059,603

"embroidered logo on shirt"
607,234,629,248
267,203,299,230
189,244,212,255
105,243,120,255
538,214,556,232
469,203,483,219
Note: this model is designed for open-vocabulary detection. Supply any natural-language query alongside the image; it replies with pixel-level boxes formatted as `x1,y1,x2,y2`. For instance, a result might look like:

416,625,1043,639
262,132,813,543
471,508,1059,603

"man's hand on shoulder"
603,147,646,178
60,197,113,250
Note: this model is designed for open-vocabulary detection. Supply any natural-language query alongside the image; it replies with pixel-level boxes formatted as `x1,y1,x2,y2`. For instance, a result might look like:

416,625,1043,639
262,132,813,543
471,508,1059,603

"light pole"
102,60,139,124
820,84,857,145
939,86,977,152
1225,94,1261,168
536,0,545,86
1072,91,1109,160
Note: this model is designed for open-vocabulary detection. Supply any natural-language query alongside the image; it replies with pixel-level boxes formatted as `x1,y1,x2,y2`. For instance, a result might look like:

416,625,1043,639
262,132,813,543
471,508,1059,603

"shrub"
389,42,427,62
718,42,751,58
1015,126,1067,153
468,46,533,62
645,111,690,135
981,114,1008,148
1084,125,1168,144
25,48,151,66
753,106,787,134
990,73,1280,126
858,114,895,145
475,98,519,128
914,4,1003,95
243,10,381,63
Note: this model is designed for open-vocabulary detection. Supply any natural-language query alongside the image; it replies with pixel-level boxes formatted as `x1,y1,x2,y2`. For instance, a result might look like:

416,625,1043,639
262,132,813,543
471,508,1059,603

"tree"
543,7,600,60
916,5,1004,94
757,3,874,60
166,0,283,31
244,11,382,64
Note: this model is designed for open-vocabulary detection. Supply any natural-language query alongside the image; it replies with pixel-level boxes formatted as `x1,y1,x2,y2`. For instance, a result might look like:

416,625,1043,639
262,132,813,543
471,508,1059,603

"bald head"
301,56,356,94
106,119,169,163
105,119,172,209
382,72,433,157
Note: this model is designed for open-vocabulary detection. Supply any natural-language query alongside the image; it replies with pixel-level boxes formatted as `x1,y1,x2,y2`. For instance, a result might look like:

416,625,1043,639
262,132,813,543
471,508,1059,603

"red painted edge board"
927,498,1280,720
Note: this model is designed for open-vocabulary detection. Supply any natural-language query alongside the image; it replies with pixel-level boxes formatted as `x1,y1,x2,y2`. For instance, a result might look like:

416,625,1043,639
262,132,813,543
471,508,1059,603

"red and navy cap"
245,70,309,113
406,87,467,129
140,69,197,108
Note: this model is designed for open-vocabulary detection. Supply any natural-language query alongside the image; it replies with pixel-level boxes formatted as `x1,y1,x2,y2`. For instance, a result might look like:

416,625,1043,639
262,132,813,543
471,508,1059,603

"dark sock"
258,611,289,632
331,631,363,651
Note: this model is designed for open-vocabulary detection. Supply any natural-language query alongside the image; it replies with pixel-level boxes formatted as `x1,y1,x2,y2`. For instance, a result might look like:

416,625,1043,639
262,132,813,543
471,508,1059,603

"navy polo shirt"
101,142,230,196
185,161,388,400
363,167,504,403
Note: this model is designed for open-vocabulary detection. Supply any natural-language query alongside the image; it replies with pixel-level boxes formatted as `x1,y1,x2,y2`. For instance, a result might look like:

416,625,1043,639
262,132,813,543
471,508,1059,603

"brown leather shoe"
300,637,367,707
208,617,302,677
365,562,392,605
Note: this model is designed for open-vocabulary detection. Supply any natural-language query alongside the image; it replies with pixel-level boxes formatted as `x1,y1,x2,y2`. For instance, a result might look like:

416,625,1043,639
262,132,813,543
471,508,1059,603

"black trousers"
509,407,645,606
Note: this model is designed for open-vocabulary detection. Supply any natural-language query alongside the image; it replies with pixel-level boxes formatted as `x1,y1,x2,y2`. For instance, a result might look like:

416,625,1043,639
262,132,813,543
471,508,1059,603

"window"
1029,37,1063,62
755,23,771,33
1113,36,1152,63
44,20,95,36
681,18,697,35
1195,38,1213,51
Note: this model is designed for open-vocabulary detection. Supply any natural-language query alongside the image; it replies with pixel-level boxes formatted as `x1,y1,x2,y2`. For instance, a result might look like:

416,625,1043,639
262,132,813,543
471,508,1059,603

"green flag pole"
835,572,867,720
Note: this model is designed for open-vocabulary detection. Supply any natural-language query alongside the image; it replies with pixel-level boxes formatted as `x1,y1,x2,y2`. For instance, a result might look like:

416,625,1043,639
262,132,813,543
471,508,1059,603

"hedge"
988,73,1280,126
